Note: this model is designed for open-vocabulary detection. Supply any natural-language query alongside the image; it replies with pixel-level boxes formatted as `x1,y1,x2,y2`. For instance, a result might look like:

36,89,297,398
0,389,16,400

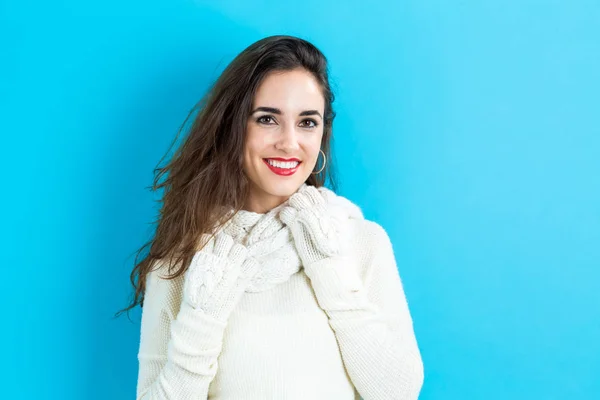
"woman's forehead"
253,70,325,112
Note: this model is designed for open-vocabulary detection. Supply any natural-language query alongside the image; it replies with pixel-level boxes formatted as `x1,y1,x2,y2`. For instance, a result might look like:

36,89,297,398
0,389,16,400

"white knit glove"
280,185,370,312
279,185,341,266
182,231,259,323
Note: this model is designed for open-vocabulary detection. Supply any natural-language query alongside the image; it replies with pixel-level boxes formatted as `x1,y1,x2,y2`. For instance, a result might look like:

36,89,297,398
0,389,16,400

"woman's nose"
276,123,300,151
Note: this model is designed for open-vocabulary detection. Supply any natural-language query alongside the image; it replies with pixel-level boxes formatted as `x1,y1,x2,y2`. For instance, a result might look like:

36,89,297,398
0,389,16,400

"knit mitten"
281,185,371,312
279,184,341,266
183,231,259,323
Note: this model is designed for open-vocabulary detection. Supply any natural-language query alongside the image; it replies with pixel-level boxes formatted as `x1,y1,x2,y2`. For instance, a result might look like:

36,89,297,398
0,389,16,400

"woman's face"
243,68,325,213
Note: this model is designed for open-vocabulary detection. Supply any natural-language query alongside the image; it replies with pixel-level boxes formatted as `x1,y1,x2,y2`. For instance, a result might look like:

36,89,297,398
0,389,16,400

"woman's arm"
305,221,425,400
136,261,226,400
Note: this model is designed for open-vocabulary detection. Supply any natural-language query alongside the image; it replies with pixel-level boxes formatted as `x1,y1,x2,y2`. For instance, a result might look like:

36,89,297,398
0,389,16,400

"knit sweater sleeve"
307,221,424,399
136,260,227,400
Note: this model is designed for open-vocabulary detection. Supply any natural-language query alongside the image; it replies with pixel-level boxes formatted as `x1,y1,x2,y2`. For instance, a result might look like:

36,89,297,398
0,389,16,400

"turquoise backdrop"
2,1,598,399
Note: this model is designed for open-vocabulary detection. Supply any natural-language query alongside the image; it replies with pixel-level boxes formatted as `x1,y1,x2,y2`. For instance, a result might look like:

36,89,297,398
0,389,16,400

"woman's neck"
244,184,305,214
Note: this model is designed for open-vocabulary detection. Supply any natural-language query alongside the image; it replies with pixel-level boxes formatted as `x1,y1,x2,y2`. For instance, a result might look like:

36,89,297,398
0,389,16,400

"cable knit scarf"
221,184,364,293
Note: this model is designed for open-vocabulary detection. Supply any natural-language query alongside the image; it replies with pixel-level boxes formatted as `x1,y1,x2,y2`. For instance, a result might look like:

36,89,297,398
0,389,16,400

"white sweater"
136,189,424,399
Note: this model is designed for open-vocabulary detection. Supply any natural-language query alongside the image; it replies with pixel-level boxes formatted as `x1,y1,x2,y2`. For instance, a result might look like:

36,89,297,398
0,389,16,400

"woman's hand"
183,231,259,323
279,185,341,267
280,185,371,312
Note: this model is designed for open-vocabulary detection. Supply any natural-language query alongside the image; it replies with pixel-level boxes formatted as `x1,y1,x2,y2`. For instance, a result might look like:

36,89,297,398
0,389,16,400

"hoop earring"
311,149,326,175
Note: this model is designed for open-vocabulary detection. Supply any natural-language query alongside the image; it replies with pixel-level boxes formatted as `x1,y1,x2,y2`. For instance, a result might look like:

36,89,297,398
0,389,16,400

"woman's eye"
257,116,275,124
300,119,318,128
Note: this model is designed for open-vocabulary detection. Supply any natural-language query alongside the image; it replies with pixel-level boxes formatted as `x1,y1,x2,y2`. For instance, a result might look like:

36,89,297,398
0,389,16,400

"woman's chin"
255,178,303,197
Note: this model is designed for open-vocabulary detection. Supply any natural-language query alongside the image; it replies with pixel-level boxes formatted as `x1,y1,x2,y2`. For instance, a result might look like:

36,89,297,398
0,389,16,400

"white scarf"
222,184,364,292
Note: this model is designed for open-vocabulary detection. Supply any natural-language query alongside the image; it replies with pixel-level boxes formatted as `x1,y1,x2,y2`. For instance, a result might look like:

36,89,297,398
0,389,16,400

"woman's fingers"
279,206,298,225
296,209,340,258
213,232,235,258
289,185,325,210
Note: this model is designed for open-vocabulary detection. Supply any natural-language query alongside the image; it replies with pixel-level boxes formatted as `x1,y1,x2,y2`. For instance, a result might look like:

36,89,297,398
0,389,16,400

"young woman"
121,35,424,399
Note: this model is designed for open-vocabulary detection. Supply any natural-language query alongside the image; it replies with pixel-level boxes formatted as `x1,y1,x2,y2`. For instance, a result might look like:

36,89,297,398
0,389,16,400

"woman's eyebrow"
251,106,322,119
299,110,322,118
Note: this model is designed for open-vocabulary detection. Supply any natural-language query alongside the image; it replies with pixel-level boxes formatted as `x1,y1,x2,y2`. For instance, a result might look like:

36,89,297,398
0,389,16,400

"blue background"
2,1,598,399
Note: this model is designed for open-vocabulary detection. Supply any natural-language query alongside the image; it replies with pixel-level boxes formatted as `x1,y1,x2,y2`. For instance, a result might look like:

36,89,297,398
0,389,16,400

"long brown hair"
114,35,339,319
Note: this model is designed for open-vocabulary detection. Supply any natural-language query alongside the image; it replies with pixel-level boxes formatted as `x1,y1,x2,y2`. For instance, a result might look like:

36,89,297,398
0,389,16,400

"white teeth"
267,159,299,169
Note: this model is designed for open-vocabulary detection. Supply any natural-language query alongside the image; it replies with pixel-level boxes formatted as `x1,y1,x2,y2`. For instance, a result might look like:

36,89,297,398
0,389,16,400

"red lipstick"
266,157,301,162
263,158,302,176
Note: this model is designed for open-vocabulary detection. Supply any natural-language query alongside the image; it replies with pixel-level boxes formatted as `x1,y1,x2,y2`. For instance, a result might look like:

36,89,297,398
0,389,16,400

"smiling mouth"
263,158,302,176
263,158,301,168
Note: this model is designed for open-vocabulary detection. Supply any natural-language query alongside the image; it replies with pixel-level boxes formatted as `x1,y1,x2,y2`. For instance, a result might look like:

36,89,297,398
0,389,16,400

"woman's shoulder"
143,258,185,318
345,217,392,252
322,187,392,250
338,217,396,284
326,191,393,259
